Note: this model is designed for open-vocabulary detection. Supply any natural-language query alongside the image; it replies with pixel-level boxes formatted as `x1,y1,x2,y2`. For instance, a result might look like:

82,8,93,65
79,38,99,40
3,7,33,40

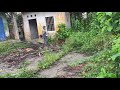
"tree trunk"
12,13,19,40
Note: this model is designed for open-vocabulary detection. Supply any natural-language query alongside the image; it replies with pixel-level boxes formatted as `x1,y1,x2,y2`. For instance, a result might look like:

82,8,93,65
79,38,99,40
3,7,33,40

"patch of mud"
63,63,86,73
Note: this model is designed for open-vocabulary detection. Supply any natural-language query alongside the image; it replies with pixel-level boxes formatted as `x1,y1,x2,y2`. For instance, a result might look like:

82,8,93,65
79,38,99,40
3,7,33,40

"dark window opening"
45,16,55,31
31,15,32,17
27,16,29,18
35,14,36,17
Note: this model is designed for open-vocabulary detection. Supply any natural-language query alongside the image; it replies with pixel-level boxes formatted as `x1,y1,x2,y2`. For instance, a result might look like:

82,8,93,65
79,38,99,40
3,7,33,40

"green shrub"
97,68,116,78
85,32,114,54
55,24,73,41
65,31,114,55
82,50,115,78
72,19,82,31
63,12,120,78
111,36,120,77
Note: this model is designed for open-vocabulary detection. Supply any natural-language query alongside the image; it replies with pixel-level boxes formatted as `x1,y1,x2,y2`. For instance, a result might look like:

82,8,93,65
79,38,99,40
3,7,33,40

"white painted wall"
22,12,71,40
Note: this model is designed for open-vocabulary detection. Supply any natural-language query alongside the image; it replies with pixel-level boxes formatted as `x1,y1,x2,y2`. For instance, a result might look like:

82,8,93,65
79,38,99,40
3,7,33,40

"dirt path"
38,52,88,78
0,48,88,78
26,56,43,71
0,56,43,75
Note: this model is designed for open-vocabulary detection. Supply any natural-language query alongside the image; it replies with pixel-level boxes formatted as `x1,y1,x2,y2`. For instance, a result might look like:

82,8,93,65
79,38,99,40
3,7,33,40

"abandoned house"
0,12,9,41
22,12,71,41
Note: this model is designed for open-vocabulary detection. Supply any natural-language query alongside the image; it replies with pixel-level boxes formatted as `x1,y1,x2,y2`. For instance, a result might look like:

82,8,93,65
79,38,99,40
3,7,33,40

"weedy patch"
0,41,29,56
18,60,31,69
0,68,37,78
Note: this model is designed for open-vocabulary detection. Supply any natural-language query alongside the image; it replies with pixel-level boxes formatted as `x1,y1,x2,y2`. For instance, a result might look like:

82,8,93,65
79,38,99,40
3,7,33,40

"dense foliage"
55,24,73,41
1,12,120,78
50,12,120,78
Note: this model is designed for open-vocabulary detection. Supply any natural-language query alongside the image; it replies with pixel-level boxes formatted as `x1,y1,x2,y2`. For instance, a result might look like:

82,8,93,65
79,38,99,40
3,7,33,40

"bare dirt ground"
0,40,60,76
0,40,88,78
0,42,41,75
38,52,88,78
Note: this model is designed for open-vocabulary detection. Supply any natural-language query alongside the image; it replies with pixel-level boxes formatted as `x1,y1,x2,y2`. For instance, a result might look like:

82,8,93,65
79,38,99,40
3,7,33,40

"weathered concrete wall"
22,12,71,41
65,12,71,28
0,13,9,37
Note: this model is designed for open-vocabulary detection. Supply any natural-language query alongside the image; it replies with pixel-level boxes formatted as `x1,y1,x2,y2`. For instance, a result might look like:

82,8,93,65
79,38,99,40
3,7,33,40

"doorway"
29,19,39,39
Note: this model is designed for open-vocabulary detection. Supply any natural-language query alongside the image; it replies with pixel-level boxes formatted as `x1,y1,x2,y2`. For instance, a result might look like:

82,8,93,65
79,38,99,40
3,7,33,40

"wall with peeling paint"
65,12,71,28
22,12,71,41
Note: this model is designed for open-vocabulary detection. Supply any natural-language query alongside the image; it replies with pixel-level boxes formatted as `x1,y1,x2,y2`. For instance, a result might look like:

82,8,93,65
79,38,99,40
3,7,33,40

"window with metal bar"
45,16,55,31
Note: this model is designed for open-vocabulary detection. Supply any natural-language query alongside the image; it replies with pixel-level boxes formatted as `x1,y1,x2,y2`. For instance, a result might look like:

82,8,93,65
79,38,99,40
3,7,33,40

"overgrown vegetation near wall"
48,12,120,78
69,12,120,78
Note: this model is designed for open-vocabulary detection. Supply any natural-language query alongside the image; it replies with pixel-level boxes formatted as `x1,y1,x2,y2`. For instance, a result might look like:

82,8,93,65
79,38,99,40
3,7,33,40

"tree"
12,12,19,40
5,12,19,40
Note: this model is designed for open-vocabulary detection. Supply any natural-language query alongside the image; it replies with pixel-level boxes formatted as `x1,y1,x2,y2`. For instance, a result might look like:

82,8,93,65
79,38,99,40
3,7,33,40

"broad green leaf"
105,12,112,16
97,12,102,15
105,18,112,25
100,17,106,23
107,26,113,32
97,76,104,78
102,26,107,32
107,73,116,78
111,53,120,61
115,20,119,23
101,68,106,74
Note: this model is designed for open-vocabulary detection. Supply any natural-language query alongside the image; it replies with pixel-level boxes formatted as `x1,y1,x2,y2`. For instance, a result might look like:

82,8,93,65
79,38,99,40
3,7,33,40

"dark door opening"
29,19,39,39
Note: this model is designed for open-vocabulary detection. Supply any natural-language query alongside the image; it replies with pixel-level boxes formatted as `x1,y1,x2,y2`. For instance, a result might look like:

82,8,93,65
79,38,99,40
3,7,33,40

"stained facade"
22,12,71,41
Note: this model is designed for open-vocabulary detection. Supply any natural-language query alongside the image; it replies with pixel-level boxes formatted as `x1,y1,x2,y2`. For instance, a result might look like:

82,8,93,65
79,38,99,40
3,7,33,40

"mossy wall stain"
22,12,70,40
55,12,66,31
37,23,43,36
24,32,31,40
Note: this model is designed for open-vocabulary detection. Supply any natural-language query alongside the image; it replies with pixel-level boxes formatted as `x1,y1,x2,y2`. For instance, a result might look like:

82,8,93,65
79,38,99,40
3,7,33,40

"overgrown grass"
38,46,71,70
0,68,37,78
0,40,29,55
80,50,116,78
38,40,73,70
37,14,120,78
65,31,114,55
38,52,61,69
60,29,116,78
